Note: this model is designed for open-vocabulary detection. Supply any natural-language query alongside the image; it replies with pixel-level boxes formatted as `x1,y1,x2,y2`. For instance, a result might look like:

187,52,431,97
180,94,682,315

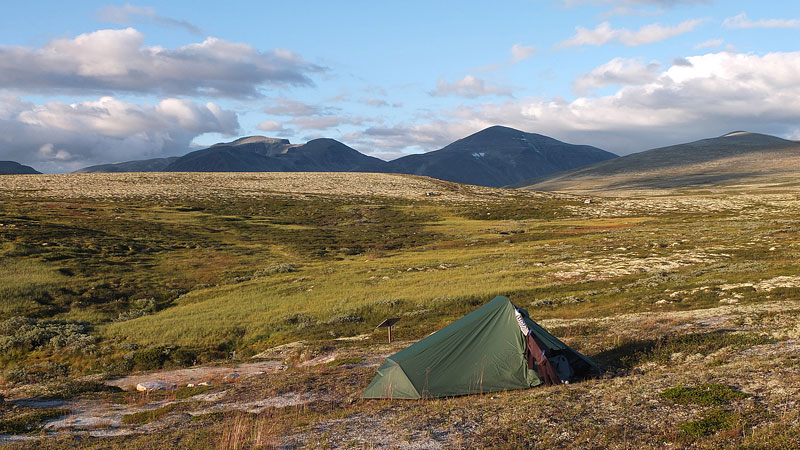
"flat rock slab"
106,360,284,390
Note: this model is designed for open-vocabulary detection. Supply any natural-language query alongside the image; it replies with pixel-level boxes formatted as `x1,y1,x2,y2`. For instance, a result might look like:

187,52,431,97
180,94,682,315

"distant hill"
68,127,616,187
75,157,179,173
0,161,40,175
519,131,800,192
366,126,617,187
164,136,384,172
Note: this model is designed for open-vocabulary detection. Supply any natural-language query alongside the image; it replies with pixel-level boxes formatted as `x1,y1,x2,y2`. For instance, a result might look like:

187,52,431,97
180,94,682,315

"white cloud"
0,96,239,172
723,13,799,29
96,4,205,35
0,28,322,98
354,51,800,156
263,99,335,117
256,120,294,137
694,38,724,50
560,19,704,47
257,120,285,132
431,75,514,98
573,57,661,94
363,98,390,107
599,6,662,18
510,43,536,62
562,0,710,6
288,115,364,131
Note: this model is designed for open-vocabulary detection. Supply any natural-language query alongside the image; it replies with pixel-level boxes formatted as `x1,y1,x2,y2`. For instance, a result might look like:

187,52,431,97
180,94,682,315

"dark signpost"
376,317,401,343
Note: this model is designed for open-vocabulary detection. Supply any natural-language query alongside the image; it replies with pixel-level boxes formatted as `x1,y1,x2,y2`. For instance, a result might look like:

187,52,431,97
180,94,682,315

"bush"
28,380,122,400
170,348,198,366
0,316,96,354
253,263,299,279
132,347,170,370
5,362,69,384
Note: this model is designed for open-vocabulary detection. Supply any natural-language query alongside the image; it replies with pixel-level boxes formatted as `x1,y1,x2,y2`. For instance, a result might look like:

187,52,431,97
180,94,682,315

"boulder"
136,381,177,392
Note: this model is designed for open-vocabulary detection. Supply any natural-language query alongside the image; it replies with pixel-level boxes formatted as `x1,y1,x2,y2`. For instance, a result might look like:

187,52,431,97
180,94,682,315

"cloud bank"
560,19,704,47
96,4,206,36
723,13,799,29
0,96,238,172
431,75,514,98
356,51,800,155
0,28,322,98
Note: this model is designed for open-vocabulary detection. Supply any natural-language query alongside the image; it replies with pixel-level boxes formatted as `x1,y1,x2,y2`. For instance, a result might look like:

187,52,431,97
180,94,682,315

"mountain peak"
722,131,752,137
213,136,291,147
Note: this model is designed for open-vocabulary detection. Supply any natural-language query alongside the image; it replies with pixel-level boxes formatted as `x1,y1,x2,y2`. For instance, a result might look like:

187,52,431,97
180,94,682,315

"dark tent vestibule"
362,296,598,399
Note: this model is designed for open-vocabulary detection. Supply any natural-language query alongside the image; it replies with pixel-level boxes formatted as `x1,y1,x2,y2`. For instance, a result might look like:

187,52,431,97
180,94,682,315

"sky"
1,0,800,172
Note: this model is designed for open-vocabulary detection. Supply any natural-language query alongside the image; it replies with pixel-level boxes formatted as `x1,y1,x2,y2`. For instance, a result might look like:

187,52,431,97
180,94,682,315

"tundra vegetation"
0,172,798,449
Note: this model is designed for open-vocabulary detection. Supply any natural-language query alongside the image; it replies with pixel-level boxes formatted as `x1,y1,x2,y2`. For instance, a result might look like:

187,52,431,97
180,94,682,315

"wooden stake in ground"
376,318,401,343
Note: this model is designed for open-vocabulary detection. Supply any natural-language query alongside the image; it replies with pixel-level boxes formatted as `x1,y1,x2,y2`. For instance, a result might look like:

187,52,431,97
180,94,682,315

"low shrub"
679,409,742,438
132,346,170,370
121,403,179,425
4,362,68,384
325,357,364,367
0,316,96,354
28,380,123,400
660,383,749,406
0,409,68,434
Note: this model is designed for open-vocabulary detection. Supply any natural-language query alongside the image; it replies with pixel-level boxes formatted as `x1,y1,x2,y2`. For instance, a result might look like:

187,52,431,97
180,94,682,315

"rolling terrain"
521,131,800,193
0,172,799,448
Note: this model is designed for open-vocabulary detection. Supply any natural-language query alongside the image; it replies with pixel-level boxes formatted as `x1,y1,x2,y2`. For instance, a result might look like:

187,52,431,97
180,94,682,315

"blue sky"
2,1,800,172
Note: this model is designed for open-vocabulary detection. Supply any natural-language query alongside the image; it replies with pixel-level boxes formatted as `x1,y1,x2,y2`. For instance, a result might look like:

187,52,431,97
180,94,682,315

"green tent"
363,296,598,399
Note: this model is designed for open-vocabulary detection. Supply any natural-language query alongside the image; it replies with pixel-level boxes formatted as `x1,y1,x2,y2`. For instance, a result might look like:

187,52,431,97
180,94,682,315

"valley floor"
1,173,799,448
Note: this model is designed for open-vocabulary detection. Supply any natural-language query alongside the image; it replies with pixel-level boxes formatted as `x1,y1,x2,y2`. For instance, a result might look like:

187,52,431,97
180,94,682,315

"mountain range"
71,126,617,188
519,131,800,192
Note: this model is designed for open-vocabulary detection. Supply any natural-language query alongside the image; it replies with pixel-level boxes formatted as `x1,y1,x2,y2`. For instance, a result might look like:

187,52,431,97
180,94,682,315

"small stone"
223,372,240,382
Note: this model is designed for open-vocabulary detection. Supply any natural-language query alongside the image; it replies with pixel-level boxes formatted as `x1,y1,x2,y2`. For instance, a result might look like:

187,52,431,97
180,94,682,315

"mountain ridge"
0,160,41,175
518,131,800,192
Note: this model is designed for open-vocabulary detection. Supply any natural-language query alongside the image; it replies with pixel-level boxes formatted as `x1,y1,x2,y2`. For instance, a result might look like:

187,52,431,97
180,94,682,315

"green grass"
326,356,364,367
660,383,749,406
594,331,774,370
0,257,66,318
121,403,181,425
0,408,69,434
678,409,743,438
2,175,800,380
